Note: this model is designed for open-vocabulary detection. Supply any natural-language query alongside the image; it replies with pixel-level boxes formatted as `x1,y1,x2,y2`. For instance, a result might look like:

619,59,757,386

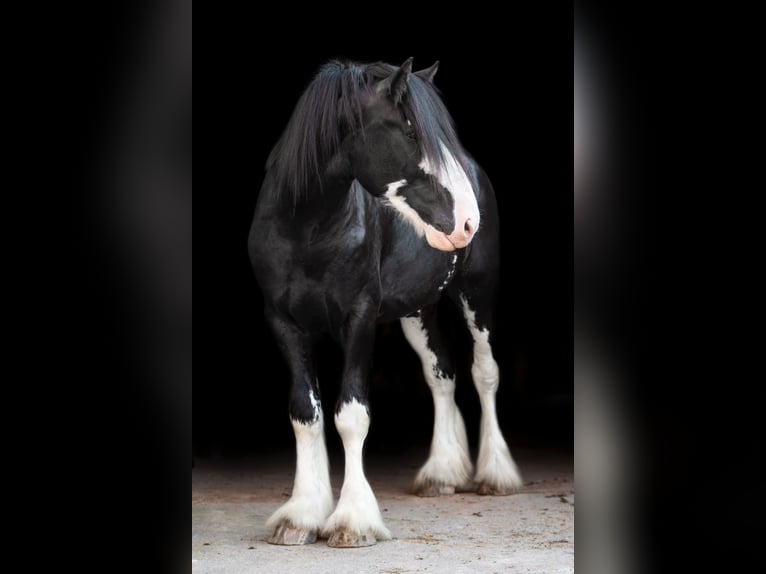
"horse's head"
348,58,480,252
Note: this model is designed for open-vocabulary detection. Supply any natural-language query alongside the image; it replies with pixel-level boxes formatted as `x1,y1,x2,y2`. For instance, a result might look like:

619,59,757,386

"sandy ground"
192,447,573,573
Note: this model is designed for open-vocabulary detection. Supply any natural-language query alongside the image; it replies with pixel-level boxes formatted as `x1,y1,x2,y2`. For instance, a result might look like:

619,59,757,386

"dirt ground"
192,447,573,573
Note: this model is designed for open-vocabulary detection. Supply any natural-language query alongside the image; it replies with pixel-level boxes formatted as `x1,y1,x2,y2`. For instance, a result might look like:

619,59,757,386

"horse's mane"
266,60,467,206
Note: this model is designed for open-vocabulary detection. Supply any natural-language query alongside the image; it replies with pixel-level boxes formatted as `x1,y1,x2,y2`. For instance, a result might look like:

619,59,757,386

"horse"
248,57,522,548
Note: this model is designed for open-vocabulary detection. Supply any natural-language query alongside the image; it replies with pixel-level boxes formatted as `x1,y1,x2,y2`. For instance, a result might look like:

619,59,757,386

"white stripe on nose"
419,141,480,246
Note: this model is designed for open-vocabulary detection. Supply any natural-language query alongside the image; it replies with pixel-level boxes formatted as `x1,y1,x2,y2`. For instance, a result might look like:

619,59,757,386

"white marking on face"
383,140,480,251
384,179,428,236
323,398,391,539
419,141,481,235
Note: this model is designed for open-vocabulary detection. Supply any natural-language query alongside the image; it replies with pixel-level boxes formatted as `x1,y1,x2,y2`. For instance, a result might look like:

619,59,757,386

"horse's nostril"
464,218,473,235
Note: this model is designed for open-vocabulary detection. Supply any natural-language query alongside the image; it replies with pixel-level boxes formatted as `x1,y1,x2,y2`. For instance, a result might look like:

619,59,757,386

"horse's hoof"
326,528,376,548
414,483,456,497
267,522,317,545
477,482,515,496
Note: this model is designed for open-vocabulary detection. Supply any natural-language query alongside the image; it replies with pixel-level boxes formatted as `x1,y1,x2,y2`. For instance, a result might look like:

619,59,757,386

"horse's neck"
260,174,367,258
289,153,359,216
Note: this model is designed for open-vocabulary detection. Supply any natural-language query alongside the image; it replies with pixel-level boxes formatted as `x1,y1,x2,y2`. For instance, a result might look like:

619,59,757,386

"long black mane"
266,60,468,206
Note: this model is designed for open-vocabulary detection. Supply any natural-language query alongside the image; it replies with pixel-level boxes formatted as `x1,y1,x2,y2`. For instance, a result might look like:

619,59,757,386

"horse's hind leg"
456,291,523,495
400,306,473,496
264,310,333,545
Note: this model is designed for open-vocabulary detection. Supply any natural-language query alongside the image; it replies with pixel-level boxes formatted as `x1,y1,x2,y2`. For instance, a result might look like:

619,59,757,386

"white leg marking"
322,399,391,539
266,391,333,531
401,316,473,490
461,296,523,491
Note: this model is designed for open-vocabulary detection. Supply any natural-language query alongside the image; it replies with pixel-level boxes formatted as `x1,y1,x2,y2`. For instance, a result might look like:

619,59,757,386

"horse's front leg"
322,298,392,547
264,308,333,545
401,305,473,496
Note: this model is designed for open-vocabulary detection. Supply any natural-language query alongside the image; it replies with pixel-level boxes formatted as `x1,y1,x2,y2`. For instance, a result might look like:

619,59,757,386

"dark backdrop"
69,4,764,572
195,50,572,457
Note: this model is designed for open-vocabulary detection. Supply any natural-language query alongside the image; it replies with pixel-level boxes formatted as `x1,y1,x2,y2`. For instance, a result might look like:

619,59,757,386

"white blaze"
382,141,480,251
419,141,480,235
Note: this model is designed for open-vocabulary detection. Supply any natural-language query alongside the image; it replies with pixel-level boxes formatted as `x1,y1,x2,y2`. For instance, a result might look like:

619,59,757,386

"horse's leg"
264,310,333,545
322,300,391,547
400,306,473,496
455,290,523,495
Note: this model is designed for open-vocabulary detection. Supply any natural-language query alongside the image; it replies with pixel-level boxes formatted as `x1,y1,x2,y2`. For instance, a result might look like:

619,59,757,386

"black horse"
249,58,521,548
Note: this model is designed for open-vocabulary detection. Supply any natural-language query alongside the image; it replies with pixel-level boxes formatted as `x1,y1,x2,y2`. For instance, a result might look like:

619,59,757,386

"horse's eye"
404,118,416,140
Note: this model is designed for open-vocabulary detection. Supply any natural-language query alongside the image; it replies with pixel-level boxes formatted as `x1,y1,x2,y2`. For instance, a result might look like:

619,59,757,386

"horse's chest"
378,251,459,319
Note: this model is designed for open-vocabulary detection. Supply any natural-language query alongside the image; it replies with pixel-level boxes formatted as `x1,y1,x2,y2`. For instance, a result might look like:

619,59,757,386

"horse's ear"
414,60,439,84
377,57,414,104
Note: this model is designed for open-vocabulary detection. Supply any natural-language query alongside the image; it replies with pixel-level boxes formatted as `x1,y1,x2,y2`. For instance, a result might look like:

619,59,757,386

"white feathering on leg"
322,399,391,539
267,393,333,531
461,296,523,491
401,316,473,490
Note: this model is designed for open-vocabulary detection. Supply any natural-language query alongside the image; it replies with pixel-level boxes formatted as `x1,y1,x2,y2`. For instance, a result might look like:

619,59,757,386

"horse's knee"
472,354,499,394
334,398,370,441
